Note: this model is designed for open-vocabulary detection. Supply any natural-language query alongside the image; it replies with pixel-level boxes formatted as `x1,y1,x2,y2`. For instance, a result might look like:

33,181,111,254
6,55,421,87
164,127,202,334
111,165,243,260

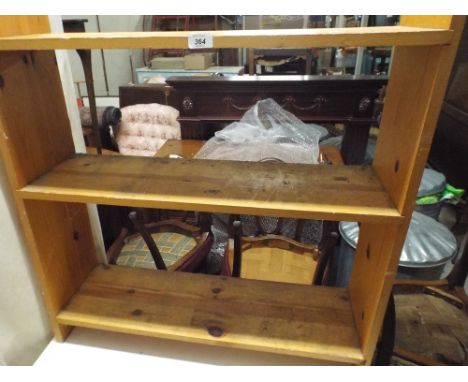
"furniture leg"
232,220,242,277
76,49,102,155
341,122,371,164
179,120,203,140
248,48,255,75
128,211,167,270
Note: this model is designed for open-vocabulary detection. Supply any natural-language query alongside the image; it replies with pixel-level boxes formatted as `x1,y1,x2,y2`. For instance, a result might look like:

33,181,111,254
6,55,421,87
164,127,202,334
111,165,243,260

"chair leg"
294,219,305,241
227,214,240,237
232,220,242,277
128,211,167,270
198,212,212,234
314,231,339,285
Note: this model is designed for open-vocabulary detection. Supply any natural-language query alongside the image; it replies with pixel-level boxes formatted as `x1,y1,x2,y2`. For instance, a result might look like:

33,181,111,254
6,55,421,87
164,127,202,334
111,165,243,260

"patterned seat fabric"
116,232,196,269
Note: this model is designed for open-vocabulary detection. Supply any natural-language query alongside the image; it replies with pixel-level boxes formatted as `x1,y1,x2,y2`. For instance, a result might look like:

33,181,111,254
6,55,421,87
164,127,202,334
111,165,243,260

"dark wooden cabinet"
120,75,387,164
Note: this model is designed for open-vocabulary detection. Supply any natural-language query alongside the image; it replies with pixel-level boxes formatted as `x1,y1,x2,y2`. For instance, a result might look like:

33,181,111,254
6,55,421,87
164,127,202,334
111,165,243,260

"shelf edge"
0,26,454,50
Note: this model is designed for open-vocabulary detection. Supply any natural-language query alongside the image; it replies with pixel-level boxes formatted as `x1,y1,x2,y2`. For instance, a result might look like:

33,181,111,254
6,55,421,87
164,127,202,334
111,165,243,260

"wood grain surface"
19,154,402,223
155,140,345,166
0,26,453,50
0,16,98,340
57,265,364,364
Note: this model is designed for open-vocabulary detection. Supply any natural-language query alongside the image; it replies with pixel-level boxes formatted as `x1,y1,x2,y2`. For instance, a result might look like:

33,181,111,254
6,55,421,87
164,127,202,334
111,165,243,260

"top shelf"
0,26,453,50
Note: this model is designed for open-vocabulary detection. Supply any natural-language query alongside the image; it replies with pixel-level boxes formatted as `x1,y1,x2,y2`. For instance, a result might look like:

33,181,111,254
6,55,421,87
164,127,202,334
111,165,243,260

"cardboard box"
260,15,306,29
150,57,185,70
184,53,215,70
245,15,310,29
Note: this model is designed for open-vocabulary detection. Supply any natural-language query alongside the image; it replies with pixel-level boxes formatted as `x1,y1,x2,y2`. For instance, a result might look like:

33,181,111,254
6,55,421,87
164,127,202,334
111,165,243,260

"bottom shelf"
57,265,364,365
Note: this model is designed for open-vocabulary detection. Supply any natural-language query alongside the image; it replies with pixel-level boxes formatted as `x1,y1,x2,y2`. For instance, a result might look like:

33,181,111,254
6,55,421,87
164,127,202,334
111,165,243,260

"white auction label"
188,33,213,49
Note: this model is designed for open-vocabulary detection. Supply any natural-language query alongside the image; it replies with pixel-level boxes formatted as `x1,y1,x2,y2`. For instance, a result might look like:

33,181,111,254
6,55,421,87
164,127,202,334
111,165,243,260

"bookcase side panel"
373,16,465,216
0,16,98,340
351,16,465,364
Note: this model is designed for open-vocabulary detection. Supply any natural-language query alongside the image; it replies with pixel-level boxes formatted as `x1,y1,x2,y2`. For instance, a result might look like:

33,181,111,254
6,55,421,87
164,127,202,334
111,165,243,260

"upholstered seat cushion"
116,126,180,157
116,232,197,269
115,103,181,157
121,103,180,126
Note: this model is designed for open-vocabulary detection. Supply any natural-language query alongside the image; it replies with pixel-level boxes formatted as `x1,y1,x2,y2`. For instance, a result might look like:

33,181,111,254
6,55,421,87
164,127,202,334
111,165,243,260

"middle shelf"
19,154,401,223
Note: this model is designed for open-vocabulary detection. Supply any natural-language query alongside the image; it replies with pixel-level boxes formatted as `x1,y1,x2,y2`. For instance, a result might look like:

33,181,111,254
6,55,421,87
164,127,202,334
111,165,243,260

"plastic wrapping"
194,99,323,271
195,98,321,164
306,123,330,142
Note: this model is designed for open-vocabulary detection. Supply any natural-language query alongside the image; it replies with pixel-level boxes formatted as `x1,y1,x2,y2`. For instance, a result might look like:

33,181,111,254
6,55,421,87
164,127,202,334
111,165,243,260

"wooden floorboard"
394,293,468,365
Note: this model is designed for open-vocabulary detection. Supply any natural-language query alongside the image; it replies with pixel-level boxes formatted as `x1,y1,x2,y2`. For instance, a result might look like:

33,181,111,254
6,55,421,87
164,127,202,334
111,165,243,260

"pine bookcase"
0,15,464,365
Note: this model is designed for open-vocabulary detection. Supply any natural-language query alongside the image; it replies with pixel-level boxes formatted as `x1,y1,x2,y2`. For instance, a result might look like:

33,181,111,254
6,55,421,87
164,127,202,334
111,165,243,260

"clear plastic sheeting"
194,99,323,273
195,98,321,164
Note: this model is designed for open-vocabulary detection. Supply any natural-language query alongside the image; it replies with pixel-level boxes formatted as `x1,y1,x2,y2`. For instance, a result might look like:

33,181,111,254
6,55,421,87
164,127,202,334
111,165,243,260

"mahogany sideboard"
119,75,387,164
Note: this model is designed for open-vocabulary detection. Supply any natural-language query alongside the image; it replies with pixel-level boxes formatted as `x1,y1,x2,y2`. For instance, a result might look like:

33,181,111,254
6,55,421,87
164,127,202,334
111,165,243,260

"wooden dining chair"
377,232,468,365
221,220,337,285
107,210,213,272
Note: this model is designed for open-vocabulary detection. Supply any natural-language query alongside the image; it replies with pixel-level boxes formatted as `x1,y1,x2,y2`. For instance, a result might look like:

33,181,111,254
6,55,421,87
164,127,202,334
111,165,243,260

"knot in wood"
208,326,224,337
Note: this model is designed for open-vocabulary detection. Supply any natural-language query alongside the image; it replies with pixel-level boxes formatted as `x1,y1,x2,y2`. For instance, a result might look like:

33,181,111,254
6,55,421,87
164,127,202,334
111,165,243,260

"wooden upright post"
349,16,466,363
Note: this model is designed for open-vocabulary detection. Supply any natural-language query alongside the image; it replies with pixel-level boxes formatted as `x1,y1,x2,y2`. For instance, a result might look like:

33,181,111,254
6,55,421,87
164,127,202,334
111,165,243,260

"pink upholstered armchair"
114,103,181,157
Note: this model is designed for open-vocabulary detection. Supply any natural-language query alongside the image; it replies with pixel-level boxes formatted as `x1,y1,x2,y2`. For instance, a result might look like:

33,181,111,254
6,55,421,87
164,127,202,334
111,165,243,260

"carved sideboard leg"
341,122,371,165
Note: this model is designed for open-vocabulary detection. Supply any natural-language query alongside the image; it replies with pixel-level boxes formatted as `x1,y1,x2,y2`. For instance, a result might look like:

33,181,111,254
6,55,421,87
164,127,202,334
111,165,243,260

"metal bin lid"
417,168,446,198
339,211,457,268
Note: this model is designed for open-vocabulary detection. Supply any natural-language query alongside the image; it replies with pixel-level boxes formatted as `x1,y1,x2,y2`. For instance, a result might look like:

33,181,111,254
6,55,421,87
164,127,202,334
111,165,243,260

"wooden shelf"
18,154,402,223
56,265,364,365
0,26,453,50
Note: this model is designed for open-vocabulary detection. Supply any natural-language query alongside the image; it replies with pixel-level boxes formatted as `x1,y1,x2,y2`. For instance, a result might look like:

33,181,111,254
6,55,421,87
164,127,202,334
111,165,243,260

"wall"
0,167,51,365
62,16,246,96
62,15,145,97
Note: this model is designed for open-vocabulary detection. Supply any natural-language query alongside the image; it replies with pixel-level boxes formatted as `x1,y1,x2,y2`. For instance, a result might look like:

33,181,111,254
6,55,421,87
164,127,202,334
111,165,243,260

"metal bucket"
414,168,446,221
331,211,457,287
